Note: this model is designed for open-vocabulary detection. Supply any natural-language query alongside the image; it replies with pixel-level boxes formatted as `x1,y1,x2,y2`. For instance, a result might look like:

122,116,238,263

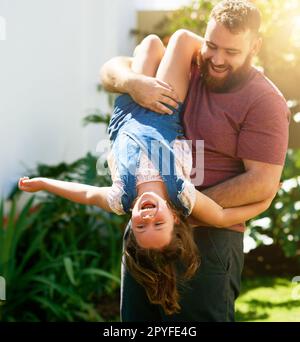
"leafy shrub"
1,93,127,321
0,153,128,321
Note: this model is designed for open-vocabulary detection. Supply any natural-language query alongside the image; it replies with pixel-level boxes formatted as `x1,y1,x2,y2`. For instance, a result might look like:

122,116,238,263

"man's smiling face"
200,18,261,92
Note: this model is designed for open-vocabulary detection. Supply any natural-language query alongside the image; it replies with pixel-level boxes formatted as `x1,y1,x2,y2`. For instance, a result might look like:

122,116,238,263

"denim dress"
107,94,192,216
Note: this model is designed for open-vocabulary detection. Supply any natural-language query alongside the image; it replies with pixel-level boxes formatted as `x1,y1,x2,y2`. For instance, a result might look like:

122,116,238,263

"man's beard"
201,54,252,93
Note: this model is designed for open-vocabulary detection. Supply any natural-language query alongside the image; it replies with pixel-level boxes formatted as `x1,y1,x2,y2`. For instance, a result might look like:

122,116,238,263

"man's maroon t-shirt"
183,64,290,228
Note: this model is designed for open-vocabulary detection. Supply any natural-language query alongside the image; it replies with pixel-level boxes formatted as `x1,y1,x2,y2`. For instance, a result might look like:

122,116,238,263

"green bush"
0,93,126,321
248,148,300,258
0,159,127,321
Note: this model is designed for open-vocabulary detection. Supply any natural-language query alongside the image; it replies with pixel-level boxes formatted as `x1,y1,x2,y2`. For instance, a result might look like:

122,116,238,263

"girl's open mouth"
141,201,156,210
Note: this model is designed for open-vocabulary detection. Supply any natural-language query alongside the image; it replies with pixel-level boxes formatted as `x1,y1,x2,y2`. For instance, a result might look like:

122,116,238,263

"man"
100,0,290,321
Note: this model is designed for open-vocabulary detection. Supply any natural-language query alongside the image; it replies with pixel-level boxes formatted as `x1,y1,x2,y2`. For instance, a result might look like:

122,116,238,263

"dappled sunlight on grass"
236,277,300,322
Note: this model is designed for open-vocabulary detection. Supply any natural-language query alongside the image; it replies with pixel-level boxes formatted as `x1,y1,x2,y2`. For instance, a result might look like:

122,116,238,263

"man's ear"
251,36,262,56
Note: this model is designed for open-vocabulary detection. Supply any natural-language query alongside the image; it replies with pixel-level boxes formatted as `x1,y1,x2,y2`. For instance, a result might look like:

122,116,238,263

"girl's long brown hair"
124,208,200,315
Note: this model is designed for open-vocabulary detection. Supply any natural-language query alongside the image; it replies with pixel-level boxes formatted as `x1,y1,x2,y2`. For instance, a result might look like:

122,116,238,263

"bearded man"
100,0,290,321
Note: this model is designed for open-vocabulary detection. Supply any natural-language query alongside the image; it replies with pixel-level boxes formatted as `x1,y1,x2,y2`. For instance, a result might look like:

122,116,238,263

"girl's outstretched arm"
18,177,113,212
191,189,276,229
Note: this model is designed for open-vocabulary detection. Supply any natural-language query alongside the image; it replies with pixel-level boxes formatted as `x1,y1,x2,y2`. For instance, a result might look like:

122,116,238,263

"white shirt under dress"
106,138,196,215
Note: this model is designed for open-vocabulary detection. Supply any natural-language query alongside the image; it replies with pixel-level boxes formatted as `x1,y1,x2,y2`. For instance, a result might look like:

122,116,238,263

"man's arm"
100,56,179,114
202,159,283,208
187,159,282,228
191,188,274,229
100,56,133,94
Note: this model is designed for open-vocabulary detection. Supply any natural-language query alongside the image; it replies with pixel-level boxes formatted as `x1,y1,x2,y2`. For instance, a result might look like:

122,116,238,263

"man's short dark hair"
210,0,261,35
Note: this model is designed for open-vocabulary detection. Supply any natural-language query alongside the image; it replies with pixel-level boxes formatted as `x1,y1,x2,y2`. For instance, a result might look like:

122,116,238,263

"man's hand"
127,74,180,114
100,56,180,114
18,177,43,193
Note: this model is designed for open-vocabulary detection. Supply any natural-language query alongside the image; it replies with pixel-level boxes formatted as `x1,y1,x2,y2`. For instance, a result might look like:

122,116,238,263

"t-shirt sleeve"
237,94,290,165
107,181,126,215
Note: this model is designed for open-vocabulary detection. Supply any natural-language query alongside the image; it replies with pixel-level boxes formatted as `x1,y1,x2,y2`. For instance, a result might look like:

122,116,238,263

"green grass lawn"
236,277,300,322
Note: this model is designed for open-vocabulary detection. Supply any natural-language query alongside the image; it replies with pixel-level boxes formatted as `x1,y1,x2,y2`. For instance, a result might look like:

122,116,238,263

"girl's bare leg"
156,30,203,102
131,34,165,77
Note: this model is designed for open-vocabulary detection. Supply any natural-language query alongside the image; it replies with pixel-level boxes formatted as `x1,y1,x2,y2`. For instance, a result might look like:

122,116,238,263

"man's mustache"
203,58,232,72
209,61,229,69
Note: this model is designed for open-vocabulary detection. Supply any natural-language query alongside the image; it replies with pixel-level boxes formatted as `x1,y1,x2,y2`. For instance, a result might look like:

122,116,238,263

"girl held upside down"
18,30,276,315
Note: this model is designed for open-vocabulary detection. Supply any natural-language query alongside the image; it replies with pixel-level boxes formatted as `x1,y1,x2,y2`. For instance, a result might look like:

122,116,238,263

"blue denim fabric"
107,94,190,216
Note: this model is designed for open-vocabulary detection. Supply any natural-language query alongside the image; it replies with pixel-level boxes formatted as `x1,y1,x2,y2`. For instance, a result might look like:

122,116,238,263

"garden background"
0,0,300,322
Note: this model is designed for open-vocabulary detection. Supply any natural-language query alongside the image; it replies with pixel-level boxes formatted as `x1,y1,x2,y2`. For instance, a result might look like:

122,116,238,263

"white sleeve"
174,139,196,215
107,180,126,215
178,181,196,215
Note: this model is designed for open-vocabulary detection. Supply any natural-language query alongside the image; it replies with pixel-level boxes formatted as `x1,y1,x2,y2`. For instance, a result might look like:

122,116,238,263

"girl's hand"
18,177,43,193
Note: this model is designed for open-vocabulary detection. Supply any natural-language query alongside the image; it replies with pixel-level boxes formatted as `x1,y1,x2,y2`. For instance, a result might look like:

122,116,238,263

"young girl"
18,30,274,315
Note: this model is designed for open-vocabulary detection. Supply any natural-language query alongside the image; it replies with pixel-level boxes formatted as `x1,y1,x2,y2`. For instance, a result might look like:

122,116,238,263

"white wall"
0,0,136,198
135,0,191,10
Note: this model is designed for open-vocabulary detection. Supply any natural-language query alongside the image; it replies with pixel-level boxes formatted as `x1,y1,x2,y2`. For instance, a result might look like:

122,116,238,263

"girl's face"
131,192,179,249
